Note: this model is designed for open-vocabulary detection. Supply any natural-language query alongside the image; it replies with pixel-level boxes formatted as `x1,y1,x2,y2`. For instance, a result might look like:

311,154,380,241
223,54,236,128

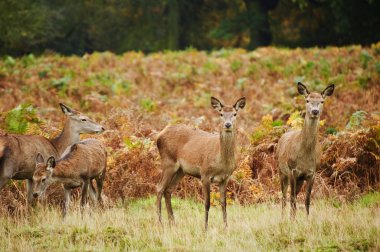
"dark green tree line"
0,0,379,55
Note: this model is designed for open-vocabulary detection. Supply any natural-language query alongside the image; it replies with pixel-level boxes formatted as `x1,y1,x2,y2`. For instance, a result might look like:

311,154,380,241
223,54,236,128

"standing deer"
156,96,246,229
0,103,104,205
276,82,334,217
32,138,106,217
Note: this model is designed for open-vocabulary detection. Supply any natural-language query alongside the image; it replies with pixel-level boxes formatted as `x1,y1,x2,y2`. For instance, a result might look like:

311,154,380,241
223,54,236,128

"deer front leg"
305,175,315,215
219,180,228,228
202,178,211,230
290,170,297,218
81,179,89,209
280,173,289,217
62,187,71,218
26,179,35,207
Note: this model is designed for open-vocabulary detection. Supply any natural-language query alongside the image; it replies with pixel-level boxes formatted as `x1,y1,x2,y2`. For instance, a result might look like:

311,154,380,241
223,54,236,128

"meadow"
0,194,379,251
0,44,379,250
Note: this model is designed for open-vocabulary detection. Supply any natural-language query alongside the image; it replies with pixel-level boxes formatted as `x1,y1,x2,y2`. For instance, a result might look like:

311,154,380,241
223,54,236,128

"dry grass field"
0,194,379,251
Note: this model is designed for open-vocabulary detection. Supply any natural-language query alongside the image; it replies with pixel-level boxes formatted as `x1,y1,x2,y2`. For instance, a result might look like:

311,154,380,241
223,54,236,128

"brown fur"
156,97,246,229
33,139,106,216
0,103,104,205
276,83,334,217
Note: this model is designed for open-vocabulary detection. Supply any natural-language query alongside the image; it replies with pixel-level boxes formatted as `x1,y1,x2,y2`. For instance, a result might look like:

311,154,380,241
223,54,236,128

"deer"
0,103,104,205
32,138,106,217
156,96,246,229
276,82,335,217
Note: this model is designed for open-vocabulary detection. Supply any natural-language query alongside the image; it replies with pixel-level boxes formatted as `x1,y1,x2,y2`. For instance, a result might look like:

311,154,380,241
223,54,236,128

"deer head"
60,103,105,134
32,154,56,198
297,82,334,120
211,97,246,132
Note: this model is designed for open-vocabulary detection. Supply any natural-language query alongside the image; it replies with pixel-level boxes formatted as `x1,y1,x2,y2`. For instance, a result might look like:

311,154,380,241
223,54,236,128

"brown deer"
0,103,104,205
32,138,106,217
276,82,334,217
156,96,246,229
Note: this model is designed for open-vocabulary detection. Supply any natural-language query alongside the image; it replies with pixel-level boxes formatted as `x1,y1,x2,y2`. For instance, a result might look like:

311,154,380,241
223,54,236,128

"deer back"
0,134,58,179
56,138,106,179
157,125,225,177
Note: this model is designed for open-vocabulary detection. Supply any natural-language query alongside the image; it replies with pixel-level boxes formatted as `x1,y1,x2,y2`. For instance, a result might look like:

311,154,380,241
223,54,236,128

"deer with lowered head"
276,82,335,217
0,103,104,205
33,138,106,217
156,96,246,229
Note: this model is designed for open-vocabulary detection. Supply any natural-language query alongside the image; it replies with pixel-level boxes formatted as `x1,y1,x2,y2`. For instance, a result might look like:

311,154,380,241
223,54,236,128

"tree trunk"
244,0,276,49
168,0,179,50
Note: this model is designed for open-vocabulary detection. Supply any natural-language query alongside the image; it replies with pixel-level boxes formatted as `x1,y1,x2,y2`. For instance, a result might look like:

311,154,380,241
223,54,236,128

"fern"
5,104,39,134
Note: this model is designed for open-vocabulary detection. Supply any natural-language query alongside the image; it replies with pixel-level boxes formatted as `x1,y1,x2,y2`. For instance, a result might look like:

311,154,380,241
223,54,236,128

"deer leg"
62,186,71,218
290,170,297,218
81,179,89,210
156,160,178,223
295,178,304,197
280,174,289,217
219,180,228,228
305,176,314,216
95,175,105,208
164,169,184,225
88,180,97,204
202,178,211,230
0,177,9,190
26,179,35,206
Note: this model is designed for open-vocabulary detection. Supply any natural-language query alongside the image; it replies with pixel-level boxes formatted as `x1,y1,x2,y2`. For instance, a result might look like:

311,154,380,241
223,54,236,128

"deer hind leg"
164,169,184,225
280,174,289,217
219,180,228,228
202,178,211,230
156,160,178,223
305,176,314,216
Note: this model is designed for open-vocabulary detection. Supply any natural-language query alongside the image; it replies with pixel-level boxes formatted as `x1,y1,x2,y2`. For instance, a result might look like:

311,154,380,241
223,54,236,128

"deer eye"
220,114,223,117
306,100,310,103
81,119,87,122
42,178,46,183
234,113,237,116
321,101,324,104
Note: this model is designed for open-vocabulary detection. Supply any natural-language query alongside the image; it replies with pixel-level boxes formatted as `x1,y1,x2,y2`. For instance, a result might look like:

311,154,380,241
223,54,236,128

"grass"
0,195,379,251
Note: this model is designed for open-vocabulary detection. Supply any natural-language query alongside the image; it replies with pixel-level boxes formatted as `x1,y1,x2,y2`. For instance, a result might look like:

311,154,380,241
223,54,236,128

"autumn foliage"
0,44,379,214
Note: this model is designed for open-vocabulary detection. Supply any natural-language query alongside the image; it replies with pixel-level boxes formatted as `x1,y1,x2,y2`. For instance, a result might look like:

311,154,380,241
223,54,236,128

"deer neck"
301,116,319,151
50,160,76,182
219,129,236,168
51,118,80,156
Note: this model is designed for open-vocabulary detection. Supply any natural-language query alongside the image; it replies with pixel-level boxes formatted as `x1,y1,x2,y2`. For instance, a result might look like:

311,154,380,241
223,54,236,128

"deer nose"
312,109,319,116
225,122,232,129
33,193,39,198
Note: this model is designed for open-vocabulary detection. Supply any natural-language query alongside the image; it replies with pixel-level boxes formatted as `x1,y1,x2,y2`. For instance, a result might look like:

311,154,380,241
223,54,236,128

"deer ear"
297,82,310,97
321,84,335,98
234,97,246,111
46,156,56,169
59,103,75,116
211,97,223,112
36,153,44,164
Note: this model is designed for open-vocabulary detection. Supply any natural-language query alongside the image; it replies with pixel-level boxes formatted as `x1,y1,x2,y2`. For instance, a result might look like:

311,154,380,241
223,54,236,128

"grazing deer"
32,138,106,217
0,103,104,205
156,97,246,229
276,82,334,217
